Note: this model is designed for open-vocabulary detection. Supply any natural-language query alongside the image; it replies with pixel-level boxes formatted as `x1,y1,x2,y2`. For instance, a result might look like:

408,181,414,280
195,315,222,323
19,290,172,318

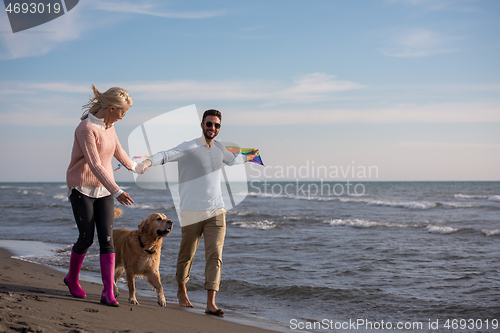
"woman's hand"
135,160,152,174
117,192,134,205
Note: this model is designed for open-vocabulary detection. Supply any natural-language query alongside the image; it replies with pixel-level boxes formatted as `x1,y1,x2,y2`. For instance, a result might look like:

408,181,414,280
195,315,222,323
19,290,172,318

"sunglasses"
205,121,221,129
112,107,126,119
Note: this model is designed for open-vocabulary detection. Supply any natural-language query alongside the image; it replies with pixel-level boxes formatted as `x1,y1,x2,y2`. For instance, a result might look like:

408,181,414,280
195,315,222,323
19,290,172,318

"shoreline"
0,244,284,333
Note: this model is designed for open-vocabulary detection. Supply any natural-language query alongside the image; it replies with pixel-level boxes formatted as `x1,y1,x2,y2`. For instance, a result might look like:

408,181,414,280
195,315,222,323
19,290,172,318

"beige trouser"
176,212,226,291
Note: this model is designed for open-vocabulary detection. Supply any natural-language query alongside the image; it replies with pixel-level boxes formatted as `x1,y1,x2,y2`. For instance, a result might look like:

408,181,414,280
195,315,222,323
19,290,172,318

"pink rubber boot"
100,253,119,307
64,250,87,298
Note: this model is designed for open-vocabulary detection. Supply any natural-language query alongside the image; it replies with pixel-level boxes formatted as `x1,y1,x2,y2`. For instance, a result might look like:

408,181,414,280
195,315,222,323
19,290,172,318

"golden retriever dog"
114,208,123,218
112,213,173,307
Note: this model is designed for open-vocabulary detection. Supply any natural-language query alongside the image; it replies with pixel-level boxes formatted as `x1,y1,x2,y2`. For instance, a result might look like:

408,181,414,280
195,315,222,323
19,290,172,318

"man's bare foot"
205,304,222,312
205,290,224,316
205,308,224,316
177,284,193,308
178,292,193,307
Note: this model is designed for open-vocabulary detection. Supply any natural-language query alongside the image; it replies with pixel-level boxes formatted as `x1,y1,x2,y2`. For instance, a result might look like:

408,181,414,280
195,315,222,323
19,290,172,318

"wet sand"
0,247,278,333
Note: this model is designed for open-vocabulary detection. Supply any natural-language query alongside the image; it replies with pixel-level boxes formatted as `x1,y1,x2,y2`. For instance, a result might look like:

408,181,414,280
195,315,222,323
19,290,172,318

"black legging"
70,189,115,255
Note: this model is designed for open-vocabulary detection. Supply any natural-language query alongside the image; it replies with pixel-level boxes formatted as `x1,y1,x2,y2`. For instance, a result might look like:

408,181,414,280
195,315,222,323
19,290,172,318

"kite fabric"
225,146,264,166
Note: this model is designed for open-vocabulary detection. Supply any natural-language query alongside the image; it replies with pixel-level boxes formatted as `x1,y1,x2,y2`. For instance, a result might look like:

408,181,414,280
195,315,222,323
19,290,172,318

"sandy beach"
0,247,279,333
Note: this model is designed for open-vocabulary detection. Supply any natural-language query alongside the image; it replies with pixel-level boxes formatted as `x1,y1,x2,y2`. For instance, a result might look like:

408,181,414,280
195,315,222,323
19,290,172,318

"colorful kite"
225,146,264,166
114,155,150,171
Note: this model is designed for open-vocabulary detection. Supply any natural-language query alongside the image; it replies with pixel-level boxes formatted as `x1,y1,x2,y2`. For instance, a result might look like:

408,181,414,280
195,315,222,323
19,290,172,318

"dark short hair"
202,109,222,123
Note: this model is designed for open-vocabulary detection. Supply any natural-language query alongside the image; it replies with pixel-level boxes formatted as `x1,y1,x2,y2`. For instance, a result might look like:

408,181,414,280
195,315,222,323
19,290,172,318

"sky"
0,0,499,182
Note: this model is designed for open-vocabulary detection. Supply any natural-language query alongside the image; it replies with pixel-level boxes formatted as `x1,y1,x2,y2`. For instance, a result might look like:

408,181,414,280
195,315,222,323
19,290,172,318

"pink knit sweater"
66,120,132,195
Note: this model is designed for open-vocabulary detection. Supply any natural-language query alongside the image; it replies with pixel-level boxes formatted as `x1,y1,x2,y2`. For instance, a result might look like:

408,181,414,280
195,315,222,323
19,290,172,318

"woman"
65,85,138,307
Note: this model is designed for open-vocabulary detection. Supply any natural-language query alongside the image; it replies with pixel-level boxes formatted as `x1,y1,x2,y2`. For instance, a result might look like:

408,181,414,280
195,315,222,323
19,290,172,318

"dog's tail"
114,208,123,218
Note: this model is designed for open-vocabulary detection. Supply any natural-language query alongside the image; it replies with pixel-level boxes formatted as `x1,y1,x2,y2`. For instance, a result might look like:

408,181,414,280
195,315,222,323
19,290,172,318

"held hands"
134,160,152,174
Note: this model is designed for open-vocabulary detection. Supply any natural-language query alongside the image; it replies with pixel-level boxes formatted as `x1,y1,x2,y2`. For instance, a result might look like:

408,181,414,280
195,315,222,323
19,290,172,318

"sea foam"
482,229,500,236
488,195,500,202
326,219,411,229
426,225,460,234
232,220,277,230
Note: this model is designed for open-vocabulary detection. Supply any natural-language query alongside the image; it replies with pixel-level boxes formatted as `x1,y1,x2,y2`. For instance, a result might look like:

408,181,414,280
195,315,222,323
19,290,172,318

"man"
137,109,258,316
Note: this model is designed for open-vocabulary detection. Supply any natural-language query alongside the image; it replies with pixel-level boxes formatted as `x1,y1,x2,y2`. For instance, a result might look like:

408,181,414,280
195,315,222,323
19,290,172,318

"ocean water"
1,181,500,332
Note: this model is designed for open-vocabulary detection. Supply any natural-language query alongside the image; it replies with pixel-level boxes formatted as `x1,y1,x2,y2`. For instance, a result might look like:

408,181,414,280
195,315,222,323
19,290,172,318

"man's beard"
203,127,218,140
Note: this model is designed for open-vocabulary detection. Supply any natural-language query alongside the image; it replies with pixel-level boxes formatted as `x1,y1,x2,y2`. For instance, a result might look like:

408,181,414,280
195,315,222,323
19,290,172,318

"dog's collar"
138,235,156,255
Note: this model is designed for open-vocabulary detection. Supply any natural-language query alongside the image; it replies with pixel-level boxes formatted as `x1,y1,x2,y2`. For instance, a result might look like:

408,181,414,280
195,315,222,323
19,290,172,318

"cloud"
12,101,499,127
0,92,82,126
0,111,78,126
380,29,461,57
0,74,363,126
128,73,364,105
394,141,500,149
23,82,89,94
0,0,226,60
127,80,269,101
225,102,500,125
0,6,85,60
385,0,480,12
0,73,362,105
1,78,498,126
1,100,499,127
92,1,228,19
266,73,364,104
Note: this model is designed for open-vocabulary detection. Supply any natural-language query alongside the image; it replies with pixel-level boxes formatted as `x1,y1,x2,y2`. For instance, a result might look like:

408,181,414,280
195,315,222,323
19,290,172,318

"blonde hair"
81,85,133,120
